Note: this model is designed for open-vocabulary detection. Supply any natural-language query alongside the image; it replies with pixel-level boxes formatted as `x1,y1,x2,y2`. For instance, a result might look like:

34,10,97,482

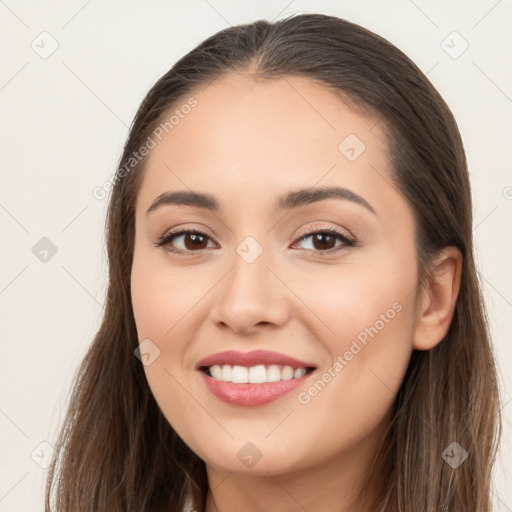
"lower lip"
199,370,313,407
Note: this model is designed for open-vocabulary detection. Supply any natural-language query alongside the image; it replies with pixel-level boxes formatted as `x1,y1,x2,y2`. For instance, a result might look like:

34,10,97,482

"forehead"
135,74,400,220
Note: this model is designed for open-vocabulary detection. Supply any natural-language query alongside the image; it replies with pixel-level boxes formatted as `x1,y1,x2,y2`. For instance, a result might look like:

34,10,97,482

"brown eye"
310,233,337,251
181,232,209,250
155,229,217,255
293,227,356,254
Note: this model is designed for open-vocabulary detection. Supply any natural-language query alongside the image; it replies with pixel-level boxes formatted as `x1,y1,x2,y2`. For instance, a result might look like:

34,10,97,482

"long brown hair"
45,13,501,512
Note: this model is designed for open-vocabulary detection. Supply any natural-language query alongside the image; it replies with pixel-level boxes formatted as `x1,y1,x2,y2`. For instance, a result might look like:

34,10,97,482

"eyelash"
154,225,357,257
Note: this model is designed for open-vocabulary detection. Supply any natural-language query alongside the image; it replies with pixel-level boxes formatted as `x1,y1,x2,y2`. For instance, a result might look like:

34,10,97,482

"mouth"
199,364,316,383
196,350,317,407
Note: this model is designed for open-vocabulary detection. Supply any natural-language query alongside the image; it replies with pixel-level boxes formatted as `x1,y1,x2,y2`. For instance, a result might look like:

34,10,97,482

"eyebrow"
145,186,377,216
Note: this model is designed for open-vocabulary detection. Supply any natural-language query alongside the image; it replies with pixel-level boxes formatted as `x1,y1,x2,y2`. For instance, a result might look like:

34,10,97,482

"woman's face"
131,74,420,476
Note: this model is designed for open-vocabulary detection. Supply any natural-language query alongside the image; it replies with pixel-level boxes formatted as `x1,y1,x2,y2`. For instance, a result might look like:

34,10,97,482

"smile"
196,350,317,407
204,364,310,383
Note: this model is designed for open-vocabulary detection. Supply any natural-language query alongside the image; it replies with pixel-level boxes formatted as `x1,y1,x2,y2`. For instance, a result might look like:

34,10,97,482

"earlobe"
412,246,463,351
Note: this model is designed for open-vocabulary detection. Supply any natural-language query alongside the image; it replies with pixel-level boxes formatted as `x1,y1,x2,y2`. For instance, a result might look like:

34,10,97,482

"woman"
45,13,501,512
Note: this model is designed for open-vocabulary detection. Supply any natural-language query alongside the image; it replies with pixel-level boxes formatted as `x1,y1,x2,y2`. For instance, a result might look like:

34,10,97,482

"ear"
413,246,463,351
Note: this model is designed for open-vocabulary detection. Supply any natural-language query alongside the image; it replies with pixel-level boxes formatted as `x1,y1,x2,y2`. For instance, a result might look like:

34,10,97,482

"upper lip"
196,350,317,369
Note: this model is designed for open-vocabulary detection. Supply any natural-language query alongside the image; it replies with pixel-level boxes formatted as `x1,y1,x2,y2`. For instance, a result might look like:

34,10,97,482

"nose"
209,248,291,336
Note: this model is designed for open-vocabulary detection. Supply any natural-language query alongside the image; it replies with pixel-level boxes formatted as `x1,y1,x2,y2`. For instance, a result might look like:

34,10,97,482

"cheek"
290,284,414,465
130,257,204,440
289,257,416,414
288,255,415,349
130,250,206,344
130,251,215,393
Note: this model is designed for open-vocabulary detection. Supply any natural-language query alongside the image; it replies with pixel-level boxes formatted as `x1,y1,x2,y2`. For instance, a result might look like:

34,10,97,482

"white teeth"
267,365,281,382
231,365,248,383
221,364,232,381
294,368,307,378
210,364,222,380
281,365,294,380
207,364,310,383
248,365,267,383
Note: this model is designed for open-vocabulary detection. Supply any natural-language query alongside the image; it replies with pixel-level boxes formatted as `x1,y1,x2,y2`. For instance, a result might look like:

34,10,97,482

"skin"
130,73,462,512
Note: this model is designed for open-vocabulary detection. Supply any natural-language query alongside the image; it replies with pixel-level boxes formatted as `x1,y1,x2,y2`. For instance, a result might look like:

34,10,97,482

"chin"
178,428,317,476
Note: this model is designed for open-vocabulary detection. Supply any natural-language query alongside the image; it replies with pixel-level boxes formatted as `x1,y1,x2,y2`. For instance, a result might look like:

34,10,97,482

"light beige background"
0,1,511,510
